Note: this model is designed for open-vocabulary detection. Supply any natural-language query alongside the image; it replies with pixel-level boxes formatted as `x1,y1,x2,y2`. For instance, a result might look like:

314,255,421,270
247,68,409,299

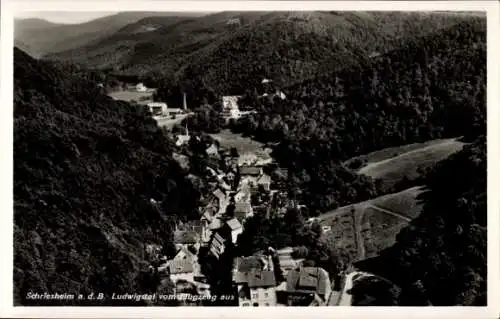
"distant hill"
46,11,474,94
14,12,207,58
13,47,200,305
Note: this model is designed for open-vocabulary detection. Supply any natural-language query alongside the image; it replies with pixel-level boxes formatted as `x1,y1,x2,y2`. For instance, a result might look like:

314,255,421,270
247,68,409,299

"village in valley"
108,79,349,307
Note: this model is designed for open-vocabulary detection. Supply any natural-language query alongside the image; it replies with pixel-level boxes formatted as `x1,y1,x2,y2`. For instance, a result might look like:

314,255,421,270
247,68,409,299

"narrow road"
367,204,411,222
336,271,373,306
353,209,366,261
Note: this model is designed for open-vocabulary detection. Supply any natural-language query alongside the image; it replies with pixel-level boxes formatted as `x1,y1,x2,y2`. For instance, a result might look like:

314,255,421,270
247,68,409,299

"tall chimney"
183,92,187,111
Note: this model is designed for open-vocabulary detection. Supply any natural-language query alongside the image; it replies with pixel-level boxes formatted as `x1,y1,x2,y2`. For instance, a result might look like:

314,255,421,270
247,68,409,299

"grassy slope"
209,129,272,160
350,138,466,188
319,186,425,262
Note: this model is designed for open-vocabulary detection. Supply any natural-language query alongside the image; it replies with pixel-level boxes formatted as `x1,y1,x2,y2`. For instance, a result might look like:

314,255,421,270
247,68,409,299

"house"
234,201,253,220
226,218,243,244
209,231,226,259
226,18,241,25
279,259,303,277
286,267,332,305
256,173,271,191
200,211,215,243
213,188,227,204
221,96,241,119
206,144,219,157
234,256,267,273
234,270,277,306
136,82,147,92
275,90,286,100
322,225,332,233
174,229,200,246
148,102,168,116
166,108,185,117
175,125,191,146
239,166,262,177
234,185,251,203
166,246,199,284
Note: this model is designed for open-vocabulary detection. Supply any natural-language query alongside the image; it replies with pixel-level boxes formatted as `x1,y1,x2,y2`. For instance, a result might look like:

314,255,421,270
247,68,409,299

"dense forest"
357,136,487,306
228,18,486,214
46,12,474,99
13,48,202,305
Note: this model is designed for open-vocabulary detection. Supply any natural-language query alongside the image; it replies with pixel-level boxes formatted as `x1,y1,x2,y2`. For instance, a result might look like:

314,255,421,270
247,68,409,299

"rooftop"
235,256,265,272
226,218,242,230
286,267,331,296
239,166,262,176
235,270,276,288
174,230,199,244
234,202,252,214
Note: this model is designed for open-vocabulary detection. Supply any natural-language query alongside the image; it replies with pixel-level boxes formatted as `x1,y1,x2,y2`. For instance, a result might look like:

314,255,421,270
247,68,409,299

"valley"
12,10,487,308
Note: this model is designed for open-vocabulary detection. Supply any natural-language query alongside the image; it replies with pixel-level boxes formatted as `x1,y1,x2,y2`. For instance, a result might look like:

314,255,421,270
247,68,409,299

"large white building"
221,96,241,119
147,102,168,116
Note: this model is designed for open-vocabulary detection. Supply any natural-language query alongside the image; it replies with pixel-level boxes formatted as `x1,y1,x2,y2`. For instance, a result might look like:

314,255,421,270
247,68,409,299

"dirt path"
353,209,366,261
367,204,411,222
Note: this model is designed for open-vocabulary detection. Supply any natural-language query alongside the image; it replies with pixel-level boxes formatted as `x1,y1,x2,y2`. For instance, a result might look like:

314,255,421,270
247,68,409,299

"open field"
350,138,465,188
319,186,425,262
209,130,273,164
107,90,155,104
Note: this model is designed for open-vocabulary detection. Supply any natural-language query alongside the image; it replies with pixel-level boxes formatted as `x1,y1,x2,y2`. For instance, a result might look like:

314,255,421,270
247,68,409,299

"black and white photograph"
2,0,499,317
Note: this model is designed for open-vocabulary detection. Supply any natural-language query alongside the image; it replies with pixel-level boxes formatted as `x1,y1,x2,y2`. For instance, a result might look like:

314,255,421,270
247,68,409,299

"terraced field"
319,186,425,262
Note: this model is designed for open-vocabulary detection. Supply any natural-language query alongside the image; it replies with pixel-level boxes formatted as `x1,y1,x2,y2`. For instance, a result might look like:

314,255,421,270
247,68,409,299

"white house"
226,218,243,244
136,83,147,92
221,96,241,119
235,270,278,307
147,102,168,116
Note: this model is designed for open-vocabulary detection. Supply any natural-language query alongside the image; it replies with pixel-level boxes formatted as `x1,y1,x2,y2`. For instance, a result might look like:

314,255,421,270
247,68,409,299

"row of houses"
232,250,332,306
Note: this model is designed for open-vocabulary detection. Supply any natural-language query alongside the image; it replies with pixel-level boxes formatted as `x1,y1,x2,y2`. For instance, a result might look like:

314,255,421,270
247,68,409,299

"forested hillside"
357,136,487,305
47,11,472,97
15,12,206,58
229,17,485,214
13,48,201,305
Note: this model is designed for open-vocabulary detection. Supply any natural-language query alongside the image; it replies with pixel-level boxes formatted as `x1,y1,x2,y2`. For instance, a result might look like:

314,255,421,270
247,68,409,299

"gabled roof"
226,218,242,231
239,166,262,176
236,270,276,288
248,270,276,288
174,230,199,244
201,209,215,222
209,218,223,230
213,188,226,201
169,258,194,274
235,256,265,272
257,173,271,184
286,267,330,296
234,202,252,214
168,247,196,274
206,144,218,154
